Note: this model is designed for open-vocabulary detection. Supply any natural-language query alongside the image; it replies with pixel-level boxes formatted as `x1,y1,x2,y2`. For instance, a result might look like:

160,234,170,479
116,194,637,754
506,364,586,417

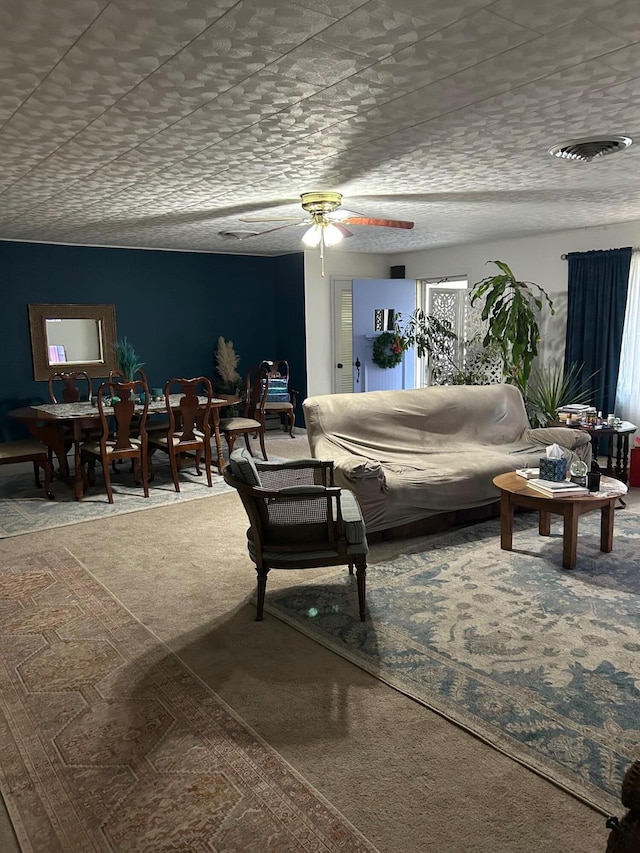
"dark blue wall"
1,240,306,422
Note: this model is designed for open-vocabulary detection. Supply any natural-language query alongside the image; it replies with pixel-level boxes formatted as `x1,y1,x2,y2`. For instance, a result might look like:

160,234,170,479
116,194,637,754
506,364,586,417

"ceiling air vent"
549,136,632,162
218,230,258,240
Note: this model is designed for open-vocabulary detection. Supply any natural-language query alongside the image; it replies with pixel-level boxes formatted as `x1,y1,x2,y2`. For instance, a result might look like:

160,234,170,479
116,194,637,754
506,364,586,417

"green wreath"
372,331,405,369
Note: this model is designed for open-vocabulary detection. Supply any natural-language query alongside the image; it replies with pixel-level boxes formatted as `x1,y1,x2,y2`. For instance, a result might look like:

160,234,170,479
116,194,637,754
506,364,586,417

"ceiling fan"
239,191,415,275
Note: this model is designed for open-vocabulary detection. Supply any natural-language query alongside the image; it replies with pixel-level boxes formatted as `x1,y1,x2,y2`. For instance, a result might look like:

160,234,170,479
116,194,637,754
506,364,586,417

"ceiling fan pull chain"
320,229,326,277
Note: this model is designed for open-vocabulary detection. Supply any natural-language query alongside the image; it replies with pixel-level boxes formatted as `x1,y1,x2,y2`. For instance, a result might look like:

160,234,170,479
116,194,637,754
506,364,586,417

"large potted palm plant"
469,260,555,394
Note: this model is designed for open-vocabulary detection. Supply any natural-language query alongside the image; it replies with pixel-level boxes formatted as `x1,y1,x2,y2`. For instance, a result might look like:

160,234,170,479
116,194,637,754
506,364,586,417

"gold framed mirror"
28,303,118,381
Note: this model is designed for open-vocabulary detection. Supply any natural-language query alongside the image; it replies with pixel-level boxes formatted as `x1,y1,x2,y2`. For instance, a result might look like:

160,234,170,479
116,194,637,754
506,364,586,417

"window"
418,277,467,386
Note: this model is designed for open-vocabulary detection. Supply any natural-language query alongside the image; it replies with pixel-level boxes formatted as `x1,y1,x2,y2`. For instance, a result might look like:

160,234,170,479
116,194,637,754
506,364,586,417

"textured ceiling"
2,0,640,256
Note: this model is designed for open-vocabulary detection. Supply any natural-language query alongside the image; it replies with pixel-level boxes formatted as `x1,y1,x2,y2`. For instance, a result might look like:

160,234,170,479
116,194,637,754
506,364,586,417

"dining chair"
0,440,54,499
0,396,54,499
109,367,171,437
147,376,213,492
48,370,92,403
219,366,269,461
258,359,297,437
79,379,150,503
48,370,97,475
223,448,368,621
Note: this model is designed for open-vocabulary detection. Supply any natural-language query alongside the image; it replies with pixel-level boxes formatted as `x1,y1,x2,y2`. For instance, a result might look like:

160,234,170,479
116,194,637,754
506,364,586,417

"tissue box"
539,457,567,482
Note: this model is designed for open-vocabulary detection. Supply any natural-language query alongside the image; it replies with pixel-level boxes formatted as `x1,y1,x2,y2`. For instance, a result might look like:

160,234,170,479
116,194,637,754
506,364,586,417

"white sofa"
303,384,592,534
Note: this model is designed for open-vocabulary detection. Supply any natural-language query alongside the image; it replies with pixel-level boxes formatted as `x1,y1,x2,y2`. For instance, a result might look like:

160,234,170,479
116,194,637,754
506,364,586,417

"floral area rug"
0,548,379,852
0,453,285,538
265,508,640,815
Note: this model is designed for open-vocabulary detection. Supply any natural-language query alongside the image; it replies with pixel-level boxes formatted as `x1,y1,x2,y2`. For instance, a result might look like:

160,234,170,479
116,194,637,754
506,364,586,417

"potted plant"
469,260,555,394
113,337,144,381
526,362,595,426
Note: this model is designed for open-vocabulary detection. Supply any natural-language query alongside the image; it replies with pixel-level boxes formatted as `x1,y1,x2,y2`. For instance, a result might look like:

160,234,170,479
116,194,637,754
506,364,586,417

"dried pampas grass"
215,336,241,386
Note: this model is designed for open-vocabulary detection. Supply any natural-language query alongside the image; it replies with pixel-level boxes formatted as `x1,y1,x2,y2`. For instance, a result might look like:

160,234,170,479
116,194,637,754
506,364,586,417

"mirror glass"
28,304,118,381
45,318,103,364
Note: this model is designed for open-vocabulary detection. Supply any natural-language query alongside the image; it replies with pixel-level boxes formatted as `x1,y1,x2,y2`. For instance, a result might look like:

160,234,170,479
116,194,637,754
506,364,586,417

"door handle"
354,357,361,384
336,363,343,368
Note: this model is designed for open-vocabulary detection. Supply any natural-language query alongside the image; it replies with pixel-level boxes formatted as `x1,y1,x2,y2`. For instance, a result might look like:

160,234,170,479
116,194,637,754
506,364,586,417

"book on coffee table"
515,467,539,479
527,478,590,497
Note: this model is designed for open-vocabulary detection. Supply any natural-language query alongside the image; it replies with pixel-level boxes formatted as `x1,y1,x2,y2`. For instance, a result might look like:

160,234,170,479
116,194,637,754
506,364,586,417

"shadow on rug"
0,454,286,538
0,548,378,852
265,509,640,816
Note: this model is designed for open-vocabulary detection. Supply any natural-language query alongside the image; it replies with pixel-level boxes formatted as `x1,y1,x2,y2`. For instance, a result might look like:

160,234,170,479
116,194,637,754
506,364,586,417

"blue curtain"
564,247,632,415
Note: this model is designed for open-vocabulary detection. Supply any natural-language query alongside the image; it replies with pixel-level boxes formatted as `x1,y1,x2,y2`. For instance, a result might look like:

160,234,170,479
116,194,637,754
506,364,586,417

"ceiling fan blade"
341,217,415,230
327,207,362,219
240,223,298,237
239,215,305,222
332,223,354,238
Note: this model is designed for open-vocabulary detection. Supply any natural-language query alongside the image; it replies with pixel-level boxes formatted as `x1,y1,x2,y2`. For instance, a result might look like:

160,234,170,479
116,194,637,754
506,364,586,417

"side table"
550,421,637,483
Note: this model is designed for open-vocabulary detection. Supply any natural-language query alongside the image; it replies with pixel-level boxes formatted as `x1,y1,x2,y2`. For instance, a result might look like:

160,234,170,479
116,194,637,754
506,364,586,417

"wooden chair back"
108,367,149,389
165,376,213,446
95,380,149,449
81,379,150,503
257,359,297,436
243,365,270,421
147,376,213,492
218,368,269,461
48,370,92,403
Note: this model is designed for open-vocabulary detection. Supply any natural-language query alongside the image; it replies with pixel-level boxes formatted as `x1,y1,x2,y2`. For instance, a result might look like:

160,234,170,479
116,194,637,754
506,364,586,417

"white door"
331,277,356,393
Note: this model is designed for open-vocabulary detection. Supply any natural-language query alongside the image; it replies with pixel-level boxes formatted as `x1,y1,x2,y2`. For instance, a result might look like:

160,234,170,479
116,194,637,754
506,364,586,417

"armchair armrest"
277,485,340,497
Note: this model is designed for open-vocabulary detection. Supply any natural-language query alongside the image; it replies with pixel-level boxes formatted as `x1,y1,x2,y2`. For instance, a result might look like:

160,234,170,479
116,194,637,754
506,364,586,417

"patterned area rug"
0,454,284,538
0,548,379,852
265,508,640,815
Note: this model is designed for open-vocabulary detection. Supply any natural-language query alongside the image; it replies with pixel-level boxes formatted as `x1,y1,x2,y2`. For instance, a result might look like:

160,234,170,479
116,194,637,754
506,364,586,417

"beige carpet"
0,431,629,852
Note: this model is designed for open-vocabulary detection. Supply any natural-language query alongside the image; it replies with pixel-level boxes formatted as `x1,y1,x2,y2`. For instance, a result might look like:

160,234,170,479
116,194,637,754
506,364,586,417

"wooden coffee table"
492,471,624,570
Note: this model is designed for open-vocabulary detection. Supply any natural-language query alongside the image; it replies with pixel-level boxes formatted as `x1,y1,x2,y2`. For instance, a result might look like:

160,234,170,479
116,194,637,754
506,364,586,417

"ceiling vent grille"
549,136,632,162
218,230,259,240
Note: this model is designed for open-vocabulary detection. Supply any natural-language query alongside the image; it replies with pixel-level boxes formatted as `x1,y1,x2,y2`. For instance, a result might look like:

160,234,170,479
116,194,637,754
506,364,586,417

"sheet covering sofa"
303,384,593,533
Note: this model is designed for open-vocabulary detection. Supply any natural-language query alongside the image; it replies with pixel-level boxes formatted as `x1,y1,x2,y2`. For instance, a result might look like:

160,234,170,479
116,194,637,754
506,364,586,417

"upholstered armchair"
223,448,368,621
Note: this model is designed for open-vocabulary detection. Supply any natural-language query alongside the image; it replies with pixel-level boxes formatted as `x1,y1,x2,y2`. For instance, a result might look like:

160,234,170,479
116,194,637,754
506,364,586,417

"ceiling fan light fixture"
323,222,345,247
301,223,323,247
300,191,343,214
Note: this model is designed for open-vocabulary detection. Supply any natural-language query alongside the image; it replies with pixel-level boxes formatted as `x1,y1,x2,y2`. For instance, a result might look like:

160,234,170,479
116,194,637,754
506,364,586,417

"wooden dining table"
10,394,240,500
